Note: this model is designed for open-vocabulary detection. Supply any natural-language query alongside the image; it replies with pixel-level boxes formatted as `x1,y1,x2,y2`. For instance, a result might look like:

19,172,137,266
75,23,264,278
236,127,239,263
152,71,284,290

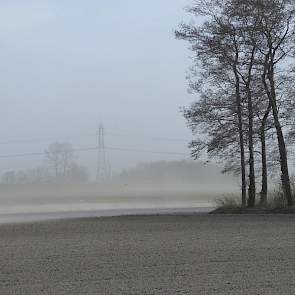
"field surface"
1,214,295,294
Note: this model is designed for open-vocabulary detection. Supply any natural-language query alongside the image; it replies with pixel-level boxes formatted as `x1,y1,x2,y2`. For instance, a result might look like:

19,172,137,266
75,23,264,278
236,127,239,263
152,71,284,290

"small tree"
45,142,76,181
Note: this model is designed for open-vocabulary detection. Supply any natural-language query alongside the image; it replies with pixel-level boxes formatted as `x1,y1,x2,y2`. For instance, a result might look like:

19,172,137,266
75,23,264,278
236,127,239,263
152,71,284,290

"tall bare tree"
176,0,250,207
177,0,295,207
256,0,295,206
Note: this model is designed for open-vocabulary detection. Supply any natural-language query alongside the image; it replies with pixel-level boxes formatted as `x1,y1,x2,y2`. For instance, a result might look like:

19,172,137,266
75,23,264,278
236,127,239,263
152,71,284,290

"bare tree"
45,142,76,181
229,0,295,204
177,0,295,207
176,0,249,207
256,0,295,206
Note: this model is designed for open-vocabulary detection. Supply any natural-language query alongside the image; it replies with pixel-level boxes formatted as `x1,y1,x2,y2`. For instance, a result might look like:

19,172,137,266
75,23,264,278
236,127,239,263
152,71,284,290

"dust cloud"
0,160,238,216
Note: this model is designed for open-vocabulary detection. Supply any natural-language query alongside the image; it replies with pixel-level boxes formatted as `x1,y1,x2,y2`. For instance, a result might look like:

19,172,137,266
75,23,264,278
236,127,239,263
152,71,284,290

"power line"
106,146,189,156
0,133,97,145
0,151,45,159
0,146,189,159
0,147,96,159
105,131,189,143
0,129,189,146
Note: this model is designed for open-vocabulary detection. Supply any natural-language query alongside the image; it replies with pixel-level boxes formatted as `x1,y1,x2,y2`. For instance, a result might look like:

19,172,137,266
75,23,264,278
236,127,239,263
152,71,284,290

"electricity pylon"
96,124,111,181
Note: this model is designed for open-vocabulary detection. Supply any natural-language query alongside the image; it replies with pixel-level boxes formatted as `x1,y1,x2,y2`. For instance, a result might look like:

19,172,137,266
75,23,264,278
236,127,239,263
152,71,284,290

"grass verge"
211,188,295,214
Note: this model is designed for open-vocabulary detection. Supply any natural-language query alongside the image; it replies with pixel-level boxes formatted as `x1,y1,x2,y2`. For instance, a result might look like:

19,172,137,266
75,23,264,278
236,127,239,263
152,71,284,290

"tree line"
1,142,88,185
176,0,295,207
118,160,235,188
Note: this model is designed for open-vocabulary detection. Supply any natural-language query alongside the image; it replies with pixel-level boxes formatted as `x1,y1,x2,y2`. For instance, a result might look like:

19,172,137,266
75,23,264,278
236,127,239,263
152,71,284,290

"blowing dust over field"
0,161,238,217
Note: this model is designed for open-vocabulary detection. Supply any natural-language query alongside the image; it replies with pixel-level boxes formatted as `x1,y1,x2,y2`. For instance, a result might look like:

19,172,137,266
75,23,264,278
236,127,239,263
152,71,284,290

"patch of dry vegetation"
214,183,295,213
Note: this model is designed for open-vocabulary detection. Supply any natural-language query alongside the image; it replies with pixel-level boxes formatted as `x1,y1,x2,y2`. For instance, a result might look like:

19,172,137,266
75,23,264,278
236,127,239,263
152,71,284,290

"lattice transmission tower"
96,124,111,181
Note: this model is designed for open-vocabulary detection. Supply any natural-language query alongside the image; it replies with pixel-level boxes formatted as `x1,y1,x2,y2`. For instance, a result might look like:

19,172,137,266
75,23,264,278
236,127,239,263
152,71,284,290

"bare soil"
1,214,295,294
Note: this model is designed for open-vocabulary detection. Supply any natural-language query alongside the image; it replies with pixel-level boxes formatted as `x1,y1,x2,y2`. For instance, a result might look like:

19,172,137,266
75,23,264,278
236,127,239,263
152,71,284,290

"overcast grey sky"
0,0,196,176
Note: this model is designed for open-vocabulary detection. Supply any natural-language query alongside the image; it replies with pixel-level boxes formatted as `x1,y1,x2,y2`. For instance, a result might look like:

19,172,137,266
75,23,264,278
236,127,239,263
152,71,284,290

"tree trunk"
246,85,256,208
259,100,271,205
234,66,247,208
259,122,268,205
270,104,293,206
245,47,256,208
267,59,293,206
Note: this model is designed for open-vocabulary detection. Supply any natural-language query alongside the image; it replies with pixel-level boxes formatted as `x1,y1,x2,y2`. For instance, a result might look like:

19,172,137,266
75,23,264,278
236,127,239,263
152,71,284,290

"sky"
0,0,196,177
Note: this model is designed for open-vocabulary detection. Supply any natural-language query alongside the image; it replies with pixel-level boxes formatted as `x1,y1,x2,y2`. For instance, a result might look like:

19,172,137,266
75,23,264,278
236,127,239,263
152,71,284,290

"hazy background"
0,0,198,176
0,1,240,219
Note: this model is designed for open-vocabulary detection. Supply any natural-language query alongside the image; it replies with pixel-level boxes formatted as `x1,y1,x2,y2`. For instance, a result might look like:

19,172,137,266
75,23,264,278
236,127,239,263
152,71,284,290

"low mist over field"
0,160,238,214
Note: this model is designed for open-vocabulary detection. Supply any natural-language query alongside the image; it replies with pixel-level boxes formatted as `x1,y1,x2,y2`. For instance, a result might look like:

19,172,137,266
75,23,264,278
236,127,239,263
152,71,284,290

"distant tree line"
1,142,88,185
176,0,295,207
116,160,236,190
